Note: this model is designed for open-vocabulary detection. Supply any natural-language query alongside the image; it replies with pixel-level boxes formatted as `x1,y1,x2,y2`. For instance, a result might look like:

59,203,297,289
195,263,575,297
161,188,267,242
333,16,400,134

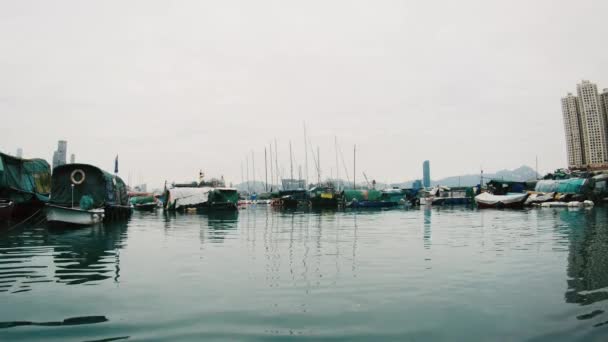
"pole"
317,146,321,184
304,122,308,188
246,156,250,193
269,144,274,191
274,139,279,190
353,145,356,190
71,184,74,208
535,155,539,180
335,136,340,190
264,147,268,192
251,150,255,193
289,141,294,182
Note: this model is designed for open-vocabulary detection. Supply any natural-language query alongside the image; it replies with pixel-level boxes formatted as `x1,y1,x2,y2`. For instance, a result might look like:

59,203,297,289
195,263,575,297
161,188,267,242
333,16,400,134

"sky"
1,0,607,189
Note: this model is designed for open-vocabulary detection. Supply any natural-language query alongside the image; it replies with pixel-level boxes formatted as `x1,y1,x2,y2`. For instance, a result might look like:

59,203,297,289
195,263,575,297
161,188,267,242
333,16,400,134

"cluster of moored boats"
1,150,605,229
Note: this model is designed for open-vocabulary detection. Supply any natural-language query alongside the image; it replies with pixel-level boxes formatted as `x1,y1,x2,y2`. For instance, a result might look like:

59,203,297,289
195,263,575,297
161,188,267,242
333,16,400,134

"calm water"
1,206,608,341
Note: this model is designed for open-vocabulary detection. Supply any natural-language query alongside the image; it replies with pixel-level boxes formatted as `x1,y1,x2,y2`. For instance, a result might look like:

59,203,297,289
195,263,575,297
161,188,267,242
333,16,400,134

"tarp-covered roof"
0,152,50,203
50,164,128,207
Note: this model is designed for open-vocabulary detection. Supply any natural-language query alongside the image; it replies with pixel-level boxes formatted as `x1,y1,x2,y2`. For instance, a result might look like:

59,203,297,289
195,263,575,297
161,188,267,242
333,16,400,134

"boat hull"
475,193,529,209
0,199,14,222
46,204,105,226
347,201,398,209
133,203,158,211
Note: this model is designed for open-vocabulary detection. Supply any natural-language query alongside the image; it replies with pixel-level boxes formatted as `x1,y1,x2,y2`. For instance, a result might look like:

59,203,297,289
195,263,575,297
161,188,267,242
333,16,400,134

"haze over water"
1,206,607,341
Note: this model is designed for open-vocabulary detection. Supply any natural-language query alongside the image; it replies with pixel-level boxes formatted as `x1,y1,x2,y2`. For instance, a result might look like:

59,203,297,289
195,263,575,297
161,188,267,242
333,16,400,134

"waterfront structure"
423,160,430,188
52,140,68,170
561,81,608,169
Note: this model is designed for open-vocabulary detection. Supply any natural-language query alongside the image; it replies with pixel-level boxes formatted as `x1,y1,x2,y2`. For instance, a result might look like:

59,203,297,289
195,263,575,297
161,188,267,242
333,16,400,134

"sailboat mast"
269,144,274,190
289,141,294,182
335,136,339,190
251,150,255,193
274,139,279,190
246,156,250,193
264,147,268,192
353,144,356,190
317,147,321,184
304,123,309,189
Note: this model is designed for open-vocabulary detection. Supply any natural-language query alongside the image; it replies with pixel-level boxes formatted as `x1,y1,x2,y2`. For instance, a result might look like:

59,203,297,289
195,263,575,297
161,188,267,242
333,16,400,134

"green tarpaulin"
50,164,128,208
535,178,589,194
0,152,50,204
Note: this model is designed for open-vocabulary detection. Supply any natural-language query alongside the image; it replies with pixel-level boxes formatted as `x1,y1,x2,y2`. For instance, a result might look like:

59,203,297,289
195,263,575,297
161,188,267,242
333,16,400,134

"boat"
343,189,404,208
0,152,51,220
308,186,341,209
277,189,309,209
46,164,132,226
0,199,14,222
129,194,158,211
474,192,529,209
419,186,473,206
164,175,238,211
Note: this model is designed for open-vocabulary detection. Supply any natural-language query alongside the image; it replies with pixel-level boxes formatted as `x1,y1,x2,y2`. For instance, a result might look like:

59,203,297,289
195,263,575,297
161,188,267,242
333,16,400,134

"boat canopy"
0,152,50,203
535,178,589,194
50,164,128,208
165,187,211,210
343,189,382,202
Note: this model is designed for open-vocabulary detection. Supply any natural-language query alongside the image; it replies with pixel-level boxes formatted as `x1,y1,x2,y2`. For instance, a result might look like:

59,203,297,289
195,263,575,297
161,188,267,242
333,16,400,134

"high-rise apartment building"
52,140,68,169
562,81,608,169
16,148,23,158
577,81,607,166
561,93,585,168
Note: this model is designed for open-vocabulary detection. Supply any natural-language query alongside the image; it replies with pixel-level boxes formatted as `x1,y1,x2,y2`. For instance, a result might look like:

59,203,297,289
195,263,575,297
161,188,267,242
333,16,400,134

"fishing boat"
474,192,529,209
164,175,238,211
309,186,341,209
419,186,473,206
343,189,403,208
46,164,132,226
0,199,14,222
129,195,158,211
277,189,309,209
0,152,51,220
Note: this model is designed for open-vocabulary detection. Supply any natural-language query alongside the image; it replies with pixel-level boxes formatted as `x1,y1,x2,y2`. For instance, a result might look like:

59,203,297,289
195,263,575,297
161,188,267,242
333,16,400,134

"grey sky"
1,0,607,189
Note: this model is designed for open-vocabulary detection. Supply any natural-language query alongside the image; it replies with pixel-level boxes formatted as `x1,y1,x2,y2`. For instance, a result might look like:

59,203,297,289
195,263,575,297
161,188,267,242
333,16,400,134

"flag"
114,155,119,174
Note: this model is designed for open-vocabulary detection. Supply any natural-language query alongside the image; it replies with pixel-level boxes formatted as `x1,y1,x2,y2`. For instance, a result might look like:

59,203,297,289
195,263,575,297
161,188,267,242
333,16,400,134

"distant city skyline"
2,1,607,188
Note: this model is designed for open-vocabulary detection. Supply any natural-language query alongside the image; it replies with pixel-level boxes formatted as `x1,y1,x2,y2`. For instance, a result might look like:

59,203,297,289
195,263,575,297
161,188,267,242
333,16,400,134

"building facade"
562,81,608,170
52,140,68,169
423,160,430,188
561,93,585,168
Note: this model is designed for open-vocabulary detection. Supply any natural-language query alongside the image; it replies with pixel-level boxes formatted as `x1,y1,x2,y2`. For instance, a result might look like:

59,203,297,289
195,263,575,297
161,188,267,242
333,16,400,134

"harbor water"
1,206,608,341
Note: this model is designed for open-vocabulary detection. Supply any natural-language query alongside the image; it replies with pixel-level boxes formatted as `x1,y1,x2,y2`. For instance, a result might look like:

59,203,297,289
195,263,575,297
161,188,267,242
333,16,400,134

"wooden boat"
0,199,14,222
474,192,529,209
344,189,404,208
277,189,309,209
309,186,341,209
46,164,132,226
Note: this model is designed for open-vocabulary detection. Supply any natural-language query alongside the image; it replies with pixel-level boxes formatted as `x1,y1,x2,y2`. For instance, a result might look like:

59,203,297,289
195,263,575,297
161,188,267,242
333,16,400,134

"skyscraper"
423,160,430,188
561,81,608,170
70,154,75,164
16,148,23,158
561,93,585,168
52,140,67,169
576,80,607,166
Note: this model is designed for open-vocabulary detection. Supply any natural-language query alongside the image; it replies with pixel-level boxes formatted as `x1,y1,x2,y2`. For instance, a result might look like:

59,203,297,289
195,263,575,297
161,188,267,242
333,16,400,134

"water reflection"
0,221,127,294
563,209,608,307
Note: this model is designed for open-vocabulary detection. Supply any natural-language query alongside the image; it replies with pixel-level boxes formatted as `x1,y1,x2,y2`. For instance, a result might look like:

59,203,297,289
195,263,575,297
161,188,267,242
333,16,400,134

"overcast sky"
1,0,607,189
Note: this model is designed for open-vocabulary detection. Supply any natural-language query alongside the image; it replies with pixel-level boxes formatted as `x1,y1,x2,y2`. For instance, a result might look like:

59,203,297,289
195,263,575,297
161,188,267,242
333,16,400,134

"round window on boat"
70,169,86,185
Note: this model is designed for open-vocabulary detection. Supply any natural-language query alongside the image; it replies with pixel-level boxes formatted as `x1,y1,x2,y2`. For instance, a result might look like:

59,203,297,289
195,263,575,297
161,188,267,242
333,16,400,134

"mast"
335,136,339,190
246,156,250,193
304,122,308,188
251,150,255,193
289,141,294,182
269,144,274,191
264,147,268,192
240,162,244,189
317,146,321,184
353,144,356,190
274,139,279,190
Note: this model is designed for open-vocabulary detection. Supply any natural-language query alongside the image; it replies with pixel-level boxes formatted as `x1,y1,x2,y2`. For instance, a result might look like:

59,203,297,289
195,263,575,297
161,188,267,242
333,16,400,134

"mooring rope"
4,208,43,232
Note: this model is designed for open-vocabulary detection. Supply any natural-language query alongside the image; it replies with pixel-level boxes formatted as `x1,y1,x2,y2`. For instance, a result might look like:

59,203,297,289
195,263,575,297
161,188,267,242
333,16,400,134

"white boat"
475,192,529,209
46,204,105,226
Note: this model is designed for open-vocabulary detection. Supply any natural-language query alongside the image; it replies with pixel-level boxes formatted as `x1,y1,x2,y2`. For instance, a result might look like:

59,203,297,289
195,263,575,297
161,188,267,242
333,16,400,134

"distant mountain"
234,166,540,192
393,165,539,188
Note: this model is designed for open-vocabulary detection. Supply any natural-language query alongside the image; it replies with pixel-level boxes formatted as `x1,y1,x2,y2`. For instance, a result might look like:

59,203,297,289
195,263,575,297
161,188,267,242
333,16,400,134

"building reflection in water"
562,208,608,308
423,207,431,249
0,221,128,294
